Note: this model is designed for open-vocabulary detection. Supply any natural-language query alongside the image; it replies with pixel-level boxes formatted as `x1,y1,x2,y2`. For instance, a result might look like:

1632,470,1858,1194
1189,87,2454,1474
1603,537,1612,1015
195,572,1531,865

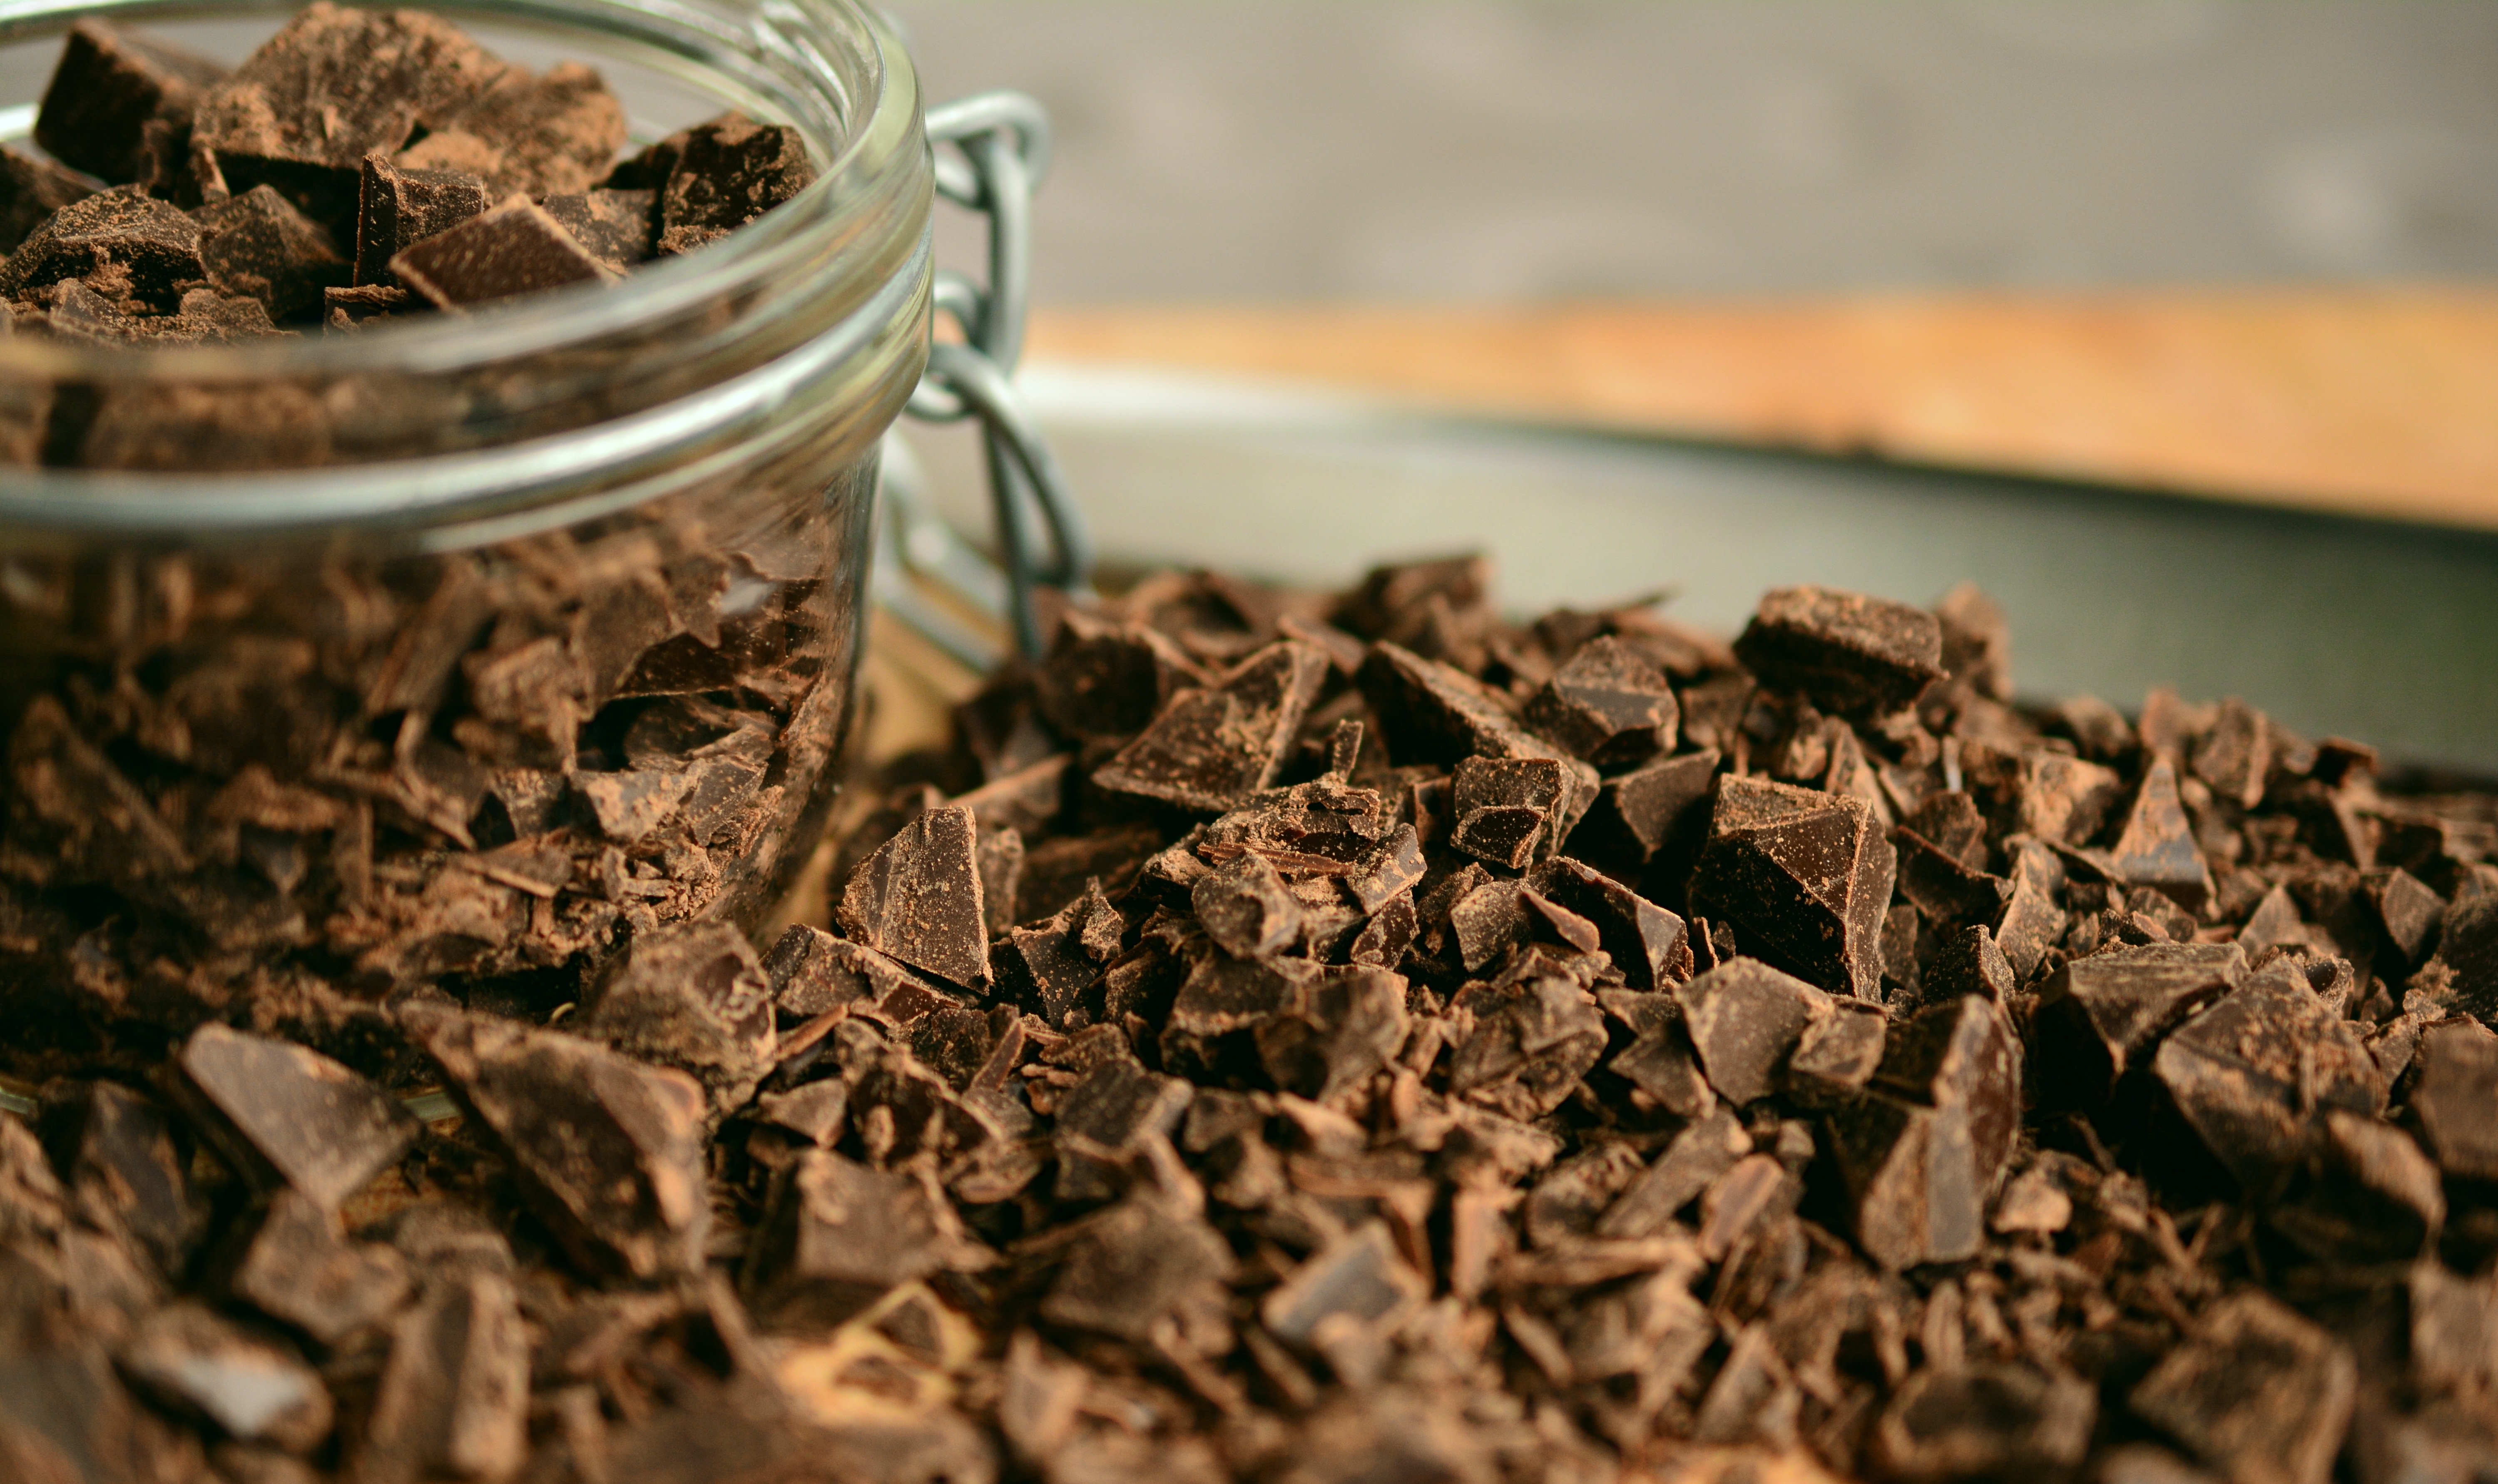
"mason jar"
0,0,931,1043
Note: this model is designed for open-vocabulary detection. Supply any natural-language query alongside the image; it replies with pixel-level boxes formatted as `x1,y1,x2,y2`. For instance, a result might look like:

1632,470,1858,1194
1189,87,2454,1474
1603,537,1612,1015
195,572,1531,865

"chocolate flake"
838,804,991,989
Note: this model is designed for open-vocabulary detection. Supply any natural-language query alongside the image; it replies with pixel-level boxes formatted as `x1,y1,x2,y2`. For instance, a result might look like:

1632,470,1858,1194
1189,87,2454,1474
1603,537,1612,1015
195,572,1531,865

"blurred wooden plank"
1026,290,2498,531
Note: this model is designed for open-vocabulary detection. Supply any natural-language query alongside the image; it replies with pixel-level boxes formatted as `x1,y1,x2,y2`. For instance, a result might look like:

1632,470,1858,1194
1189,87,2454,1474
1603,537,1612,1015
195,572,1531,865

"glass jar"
0,0,931,1040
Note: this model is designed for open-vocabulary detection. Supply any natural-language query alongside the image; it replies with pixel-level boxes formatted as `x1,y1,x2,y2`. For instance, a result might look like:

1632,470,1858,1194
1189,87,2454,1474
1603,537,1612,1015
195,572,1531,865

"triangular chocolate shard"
1692,773,1895,999
1093,640,1329,813
1522,634,1678,766
2110,759,2214,912
837,803,991,989
1733,585,1946,717
2031,940,2246,1109
172,1024,418,1213
1672,956,1829,1106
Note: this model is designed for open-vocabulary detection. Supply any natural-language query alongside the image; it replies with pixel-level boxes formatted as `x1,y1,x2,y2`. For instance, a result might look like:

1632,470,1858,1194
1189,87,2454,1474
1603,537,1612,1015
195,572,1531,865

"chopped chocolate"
1871,1364,2094,1478
2150,962,2383,1186
36,1079,200,1277
1692,773,1896,1000
1733,585,1946,717
359,1269,528,1484
1673,957,1827,1106
1254,964,1410,1104
2031,940,2246,1109
396,62,626,197
655,114,816,255
1038,1194,1232,1341
1522,634,1679,766
389,194,615,309
407,1008,709,1279
172,1024,419,1213
1580,746,1719,870
1094,640,1330,813
746,1151,986,1329
1448,755,1580,870
192,3,508,214
2411,1022,2498,1181
118,1302,332,1453
0,186,204,311
1194,850,1304,959
2110,758,2217,912
585,921,776,1113
0,147,98,256
2129,1293,2355,1484
837,804,991,989
226,1191,413,1346
538,186,657,272
35,20,225,188
353,154,492,285
195,184,348,320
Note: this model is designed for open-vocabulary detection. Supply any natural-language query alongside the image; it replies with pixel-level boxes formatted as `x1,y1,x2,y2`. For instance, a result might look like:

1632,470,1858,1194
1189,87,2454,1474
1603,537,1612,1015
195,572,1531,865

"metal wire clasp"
885,92,1092,666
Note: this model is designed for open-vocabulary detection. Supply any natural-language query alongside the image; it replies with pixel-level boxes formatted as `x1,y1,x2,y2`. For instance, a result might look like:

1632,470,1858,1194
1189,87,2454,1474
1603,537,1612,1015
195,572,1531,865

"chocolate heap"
0,6,816,347
5,558,2498,1484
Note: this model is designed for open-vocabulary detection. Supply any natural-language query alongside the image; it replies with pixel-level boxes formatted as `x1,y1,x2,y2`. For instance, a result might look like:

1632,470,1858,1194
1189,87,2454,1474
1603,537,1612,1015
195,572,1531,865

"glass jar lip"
0,0,921,385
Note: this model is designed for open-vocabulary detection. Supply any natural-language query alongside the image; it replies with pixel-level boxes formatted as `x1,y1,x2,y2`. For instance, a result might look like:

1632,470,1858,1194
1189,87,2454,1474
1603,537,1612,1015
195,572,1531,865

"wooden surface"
1027,289,2498,531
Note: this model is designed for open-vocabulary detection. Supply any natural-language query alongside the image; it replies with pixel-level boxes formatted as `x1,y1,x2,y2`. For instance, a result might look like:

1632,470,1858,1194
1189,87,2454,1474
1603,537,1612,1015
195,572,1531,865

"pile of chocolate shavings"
0,3,813,354
9,555,2498,1484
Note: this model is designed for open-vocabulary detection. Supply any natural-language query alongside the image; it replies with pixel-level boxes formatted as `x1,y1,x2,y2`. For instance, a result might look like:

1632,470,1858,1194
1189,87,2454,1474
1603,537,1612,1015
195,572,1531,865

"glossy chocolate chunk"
1093,640,1330,813
2129,1293,2355,1484
1356,640,1545,765
0,186,204,311
1531,857,1691,990
1891,829,2011,932
1691,773,1895,1000
2031,940,2245,1109
1826,1091,1984,1270
838,803,992,989
1871,995,2023,1196
1671,957,1827,1106
192,4,507,207
396,62,625,196
35,21,225,187
537,186,655,273
1578,746,1719,870
2151,964,2383,1186
119,1303,332,1453
764,922,924,1017
1523,634,1679,766
654,114,815,255
746,1151,986,1329
195,184,348,321
172,1024,419,1212
2366,866,2445,966
389,194,612,309
353,154,491,285
406,1009,709,1279
1733,585,1947,717
586,921,776,1112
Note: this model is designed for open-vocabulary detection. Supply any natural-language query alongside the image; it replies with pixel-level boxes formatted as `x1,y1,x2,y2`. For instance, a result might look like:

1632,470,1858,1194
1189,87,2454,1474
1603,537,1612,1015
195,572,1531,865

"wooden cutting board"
1027,289,2498,532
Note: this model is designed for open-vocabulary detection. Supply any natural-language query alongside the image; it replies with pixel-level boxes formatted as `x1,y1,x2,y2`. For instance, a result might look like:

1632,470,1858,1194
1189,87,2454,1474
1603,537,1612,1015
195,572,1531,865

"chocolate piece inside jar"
8,552,2494,1484
0,6,810,355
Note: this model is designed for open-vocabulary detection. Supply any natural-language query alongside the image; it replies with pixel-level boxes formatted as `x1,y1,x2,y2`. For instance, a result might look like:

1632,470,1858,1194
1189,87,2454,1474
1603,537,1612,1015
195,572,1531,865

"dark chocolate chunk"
1193,850,1303,959
585,921,776,1113
1871,1364,2094,1479
406,1008,710,1279
1785,994,1888,1100
1579,746,1719,868
1672,957,1828,1106
352,155,491,286
1448,970,1609,1119
118,1303,331,1453
1449,755,1580,870
1691,773,1896,1000
537,186,656,272
1261,1221,1428,1348
0,146,98,256
396,62,626,197
35,21,225,187
1871,995,2023,1191
359,1269,528,1484
1932,582,2013,702
1357,640,1547,765
2031,941,2245,1109
2411,1021,2498,1181
1995,840,2068,979
37,1079,200,1276
226,1191,413,1346
2267,1109,2443,1263
0,186,204,311
2189,697,2273,811
837,803,991,989
1342,823,1426,914
1038,1194,1232,1341
654,114,815,256
1899,789,1988,869
192,4,508,209
2129,1293,2354,1484
1035,609,1210,742
389,194,612,309
1597,1109,1748,1236
1093,640,1330,813
746,1151,986,1329
1891,828,2012,932
2366,866,2445,967
1522,634,1679,766
172,1024,419,1213
1053,1055,1194,1200
2150,963,2383,1186
1532,856,1692,989
1253,964,1411,1104
195,184,347,320
1733,585,1946,717
2110,758,2216,912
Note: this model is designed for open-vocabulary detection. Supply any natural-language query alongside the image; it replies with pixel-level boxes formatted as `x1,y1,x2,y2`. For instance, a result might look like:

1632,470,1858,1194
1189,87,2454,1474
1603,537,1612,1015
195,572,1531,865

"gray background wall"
887,1,2498,301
